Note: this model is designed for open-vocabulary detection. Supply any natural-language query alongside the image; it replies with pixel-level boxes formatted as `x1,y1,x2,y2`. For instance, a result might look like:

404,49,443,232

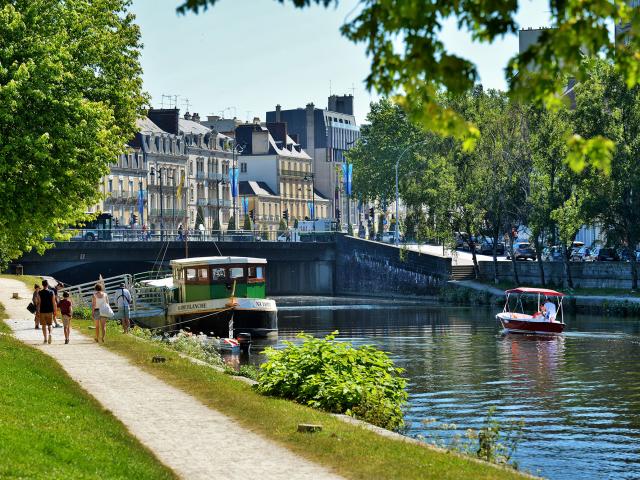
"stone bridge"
13,236,452,296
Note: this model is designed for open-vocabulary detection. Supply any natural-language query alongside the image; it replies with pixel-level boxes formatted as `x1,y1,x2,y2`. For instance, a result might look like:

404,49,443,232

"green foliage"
0,0,146,262
278,218,287,235
212,217,221,232
421,407,525,469
293,218,299,228
256,331,407,430
179,0,639,173
243,214,252,231
227,215,236,231
347,223,354,236
131,328,223,367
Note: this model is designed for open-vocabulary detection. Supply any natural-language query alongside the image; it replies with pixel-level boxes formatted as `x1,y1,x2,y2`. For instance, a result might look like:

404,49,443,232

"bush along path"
0,277,343,480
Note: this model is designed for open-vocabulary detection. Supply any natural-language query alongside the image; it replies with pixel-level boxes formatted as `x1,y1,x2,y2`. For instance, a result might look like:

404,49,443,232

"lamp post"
150,166,164,241
395,140,428,246
303,173,315,230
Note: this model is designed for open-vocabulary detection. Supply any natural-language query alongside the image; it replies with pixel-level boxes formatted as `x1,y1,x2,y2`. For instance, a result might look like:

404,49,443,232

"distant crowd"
29,280,132,345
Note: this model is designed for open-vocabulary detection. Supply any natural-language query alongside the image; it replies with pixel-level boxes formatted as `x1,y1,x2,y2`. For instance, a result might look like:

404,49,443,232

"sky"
131,0,551,125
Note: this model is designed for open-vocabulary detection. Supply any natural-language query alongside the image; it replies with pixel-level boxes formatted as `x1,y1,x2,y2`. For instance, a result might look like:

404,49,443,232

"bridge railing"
56,228,338,243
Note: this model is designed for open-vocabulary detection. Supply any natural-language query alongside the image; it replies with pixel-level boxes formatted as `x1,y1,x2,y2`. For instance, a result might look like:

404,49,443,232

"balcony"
195,172,208,181
149,209,186,218
279,169,309,178
196,198,208,207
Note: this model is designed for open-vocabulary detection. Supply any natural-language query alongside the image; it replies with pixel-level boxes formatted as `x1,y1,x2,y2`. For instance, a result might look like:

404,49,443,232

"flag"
137,190,144,219
242,197,249,214
341,163,353,196
176,170,185,202
230,167,239,198
307,201,314,217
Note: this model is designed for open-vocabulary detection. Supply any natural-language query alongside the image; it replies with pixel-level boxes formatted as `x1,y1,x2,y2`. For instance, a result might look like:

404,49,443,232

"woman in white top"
91,283,109,343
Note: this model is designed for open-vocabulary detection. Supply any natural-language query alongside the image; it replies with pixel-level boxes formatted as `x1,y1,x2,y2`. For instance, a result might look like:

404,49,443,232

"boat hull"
135,298,278,338
496,313,564,335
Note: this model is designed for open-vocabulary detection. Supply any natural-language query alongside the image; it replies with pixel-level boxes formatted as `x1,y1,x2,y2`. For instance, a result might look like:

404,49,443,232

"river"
253,296,640,480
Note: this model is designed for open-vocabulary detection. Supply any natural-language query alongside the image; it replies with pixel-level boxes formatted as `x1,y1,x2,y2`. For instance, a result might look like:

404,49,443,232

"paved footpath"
0,278,343,480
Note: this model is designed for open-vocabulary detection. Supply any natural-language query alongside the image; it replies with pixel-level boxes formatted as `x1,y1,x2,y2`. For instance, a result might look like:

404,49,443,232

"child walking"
58,292,73,344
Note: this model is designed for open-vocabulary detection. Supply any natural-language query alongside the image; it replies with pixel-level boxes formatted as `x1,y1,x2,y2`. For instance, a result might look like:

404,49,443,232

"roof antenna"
329,79,332,96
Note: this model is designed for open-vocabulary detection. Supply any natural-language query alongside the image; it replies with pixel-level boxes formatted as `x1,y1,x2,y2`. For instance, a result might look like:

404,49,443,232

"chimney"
275,104,281,122
192,112,200,122
184,111,192,120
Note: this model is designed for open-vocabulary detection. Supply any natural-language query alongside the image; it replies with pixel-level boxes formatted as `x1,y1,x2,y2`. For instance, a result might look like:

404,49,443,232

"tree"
195,206,205,228
179,0,632,173
212,217,221,233
278,218,287,236
243,214,252,231
227,215,236,231
572,59,640,290
0,0,146,263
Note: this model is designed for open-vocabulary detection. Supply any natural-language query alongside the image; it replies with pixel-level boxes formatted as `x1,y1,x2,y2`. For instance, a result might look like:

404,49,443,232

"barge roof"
170,256,267,267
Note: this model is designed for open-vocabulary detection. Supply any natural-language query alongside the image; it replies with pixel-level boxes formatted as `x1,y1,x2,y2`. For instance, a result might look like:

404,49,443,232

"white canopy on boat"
170,256,267,268
141,277,174,288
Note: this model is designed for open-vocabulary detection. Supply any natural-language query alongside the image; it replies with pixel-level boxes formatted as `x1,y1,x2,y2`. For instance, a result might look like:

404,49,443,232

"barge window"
229,267,244,279
198,268,208,280
247,266,264,281
211,268,225,280
186,268,197,281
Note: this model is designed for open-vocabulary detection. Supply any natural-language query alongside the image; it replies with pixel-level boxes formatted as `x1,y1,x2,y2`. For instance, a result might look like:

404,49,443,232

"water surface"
260,296,640,479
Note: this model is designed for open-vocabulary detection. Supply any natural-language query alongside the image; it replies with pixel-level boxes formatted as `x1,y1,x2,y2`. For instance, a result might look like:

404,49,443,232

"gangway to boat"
62,270,171,320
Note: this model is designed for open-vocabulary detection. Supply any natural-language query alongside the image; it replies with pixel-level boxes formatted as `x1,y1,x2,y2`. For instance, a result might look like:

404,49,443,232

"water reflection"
254,297,640,479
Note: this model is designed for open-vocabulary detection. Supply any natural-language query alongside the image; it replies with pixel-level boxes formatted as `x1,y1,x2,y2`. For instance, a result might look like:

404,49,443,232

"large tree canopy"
178,0,639,172
0,0,146,262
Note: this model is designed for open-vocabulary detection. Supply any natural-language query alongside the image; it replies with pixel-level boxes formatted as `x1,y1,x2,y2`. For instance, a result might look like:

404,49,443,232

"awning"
505,287,564,297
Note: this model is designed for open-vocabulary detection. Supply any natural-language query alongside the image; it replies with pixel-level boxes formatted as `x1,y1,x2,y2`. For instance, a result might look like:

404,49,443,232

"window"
118,179,123,192
240,162,247,173
186,268,197,281
211,268,226,280
247,266,264,281
198,268,208,280
229,267,244,279
108,180,113,193
129,180,133,192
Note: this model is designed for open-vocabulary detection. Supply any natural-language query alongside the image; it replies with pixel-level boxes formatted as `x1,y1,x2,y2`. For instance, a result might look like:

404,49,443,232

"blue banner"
342,163,353,196
307,201,314,217
242,197,249,214
230,167,239,198
138,190,145,220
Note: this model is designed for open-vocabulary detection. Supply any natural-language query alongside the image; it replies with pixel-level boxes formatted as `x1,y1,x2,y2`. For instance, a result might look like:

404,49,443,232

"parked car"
506,242,536,260
593,247,620,261
455,232,468,249
572,246,598,262
462,235,479,251
476,238,505,255
542,245,564,262
569,241,585,260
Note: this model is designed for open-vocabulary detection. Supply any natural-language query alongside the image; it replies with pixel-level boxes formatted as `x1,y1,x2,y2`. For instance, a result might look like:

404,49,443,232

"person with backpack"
31,284,41,329
91,283,111,343
37,279,57,344
115,283,132,333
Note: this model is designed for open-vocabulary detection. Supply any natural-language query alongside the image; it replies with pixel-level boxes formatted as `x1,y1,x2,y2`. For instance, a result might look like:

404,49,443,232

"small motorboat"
496,287,565,335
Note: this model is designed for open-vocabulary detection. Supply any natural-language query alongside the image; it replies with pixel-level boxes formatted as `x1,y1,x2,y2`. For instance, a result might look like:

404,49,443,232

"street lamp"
150,166,164,241
303,173,315,230
395,140,429,246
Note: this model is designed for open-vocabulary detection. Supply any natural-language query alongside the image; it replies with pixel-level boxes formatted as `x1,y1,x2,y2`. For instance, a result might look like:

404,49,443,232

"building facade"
266,95,360,227
236,122,330,232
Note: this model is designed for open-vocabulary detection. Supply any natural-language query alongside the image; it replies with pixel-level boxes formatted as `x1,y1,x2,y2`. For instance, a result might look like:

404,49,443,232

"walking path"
451,279,640,305
0,278,342,480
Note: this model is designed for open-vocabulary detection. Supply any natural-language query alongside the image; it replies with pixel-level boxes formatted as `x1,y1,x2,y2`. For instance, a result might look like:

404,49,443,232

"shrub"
130,328,223,367
256,331,407,430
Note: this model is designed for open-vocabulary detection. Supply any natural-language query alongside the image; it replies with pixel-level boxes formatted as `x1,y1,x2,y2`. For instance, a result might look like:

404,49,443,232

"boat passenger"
543,297,557,322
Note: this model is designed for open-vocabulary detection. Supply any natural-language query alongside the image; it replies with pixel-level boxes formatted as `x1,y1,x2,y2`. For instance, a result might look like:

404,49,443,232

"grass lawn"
0,305,176,480
75,319,529,480
0,273,45,291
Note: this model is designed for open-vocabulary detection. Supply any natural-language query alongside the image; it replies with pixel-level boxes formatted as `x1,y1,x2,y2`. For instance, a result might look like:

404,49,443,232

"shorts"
40,312,54,326
62,314,72,327
92,309,105,321
117,304,130,320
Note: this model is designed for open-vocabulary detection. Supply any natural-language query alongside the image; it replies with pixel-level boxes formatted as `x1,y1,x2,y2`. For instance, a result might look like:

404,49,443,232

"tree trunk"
562,244,574,289
492,229,499,285
508,231,520,285
533,234,546,287
466,221,480,279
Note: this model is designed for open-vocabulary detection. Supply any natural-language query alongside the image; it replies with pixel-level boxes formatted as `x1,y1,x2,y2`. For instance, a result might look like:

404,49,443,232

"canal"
260,296,640,480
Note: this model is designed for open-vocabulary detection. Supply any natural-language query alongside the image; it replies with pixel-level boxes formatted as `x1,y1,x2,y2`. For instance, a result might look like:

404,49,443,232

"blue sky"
131,0,550,124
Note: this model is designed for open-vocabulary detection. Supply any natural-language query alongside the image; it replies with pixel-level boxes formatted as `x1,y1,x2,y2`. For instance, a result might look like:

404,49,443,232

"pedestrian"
37,279,57,344
177,223,184,241
51,281,62,329
58,292,73,344
115,282,132,333
91,283,110,343
32,284,41,329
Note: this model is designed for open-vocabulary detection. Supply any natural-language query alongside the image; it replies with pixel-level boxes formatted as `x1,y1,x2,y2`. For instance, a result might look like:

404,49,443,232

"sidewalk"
0,278,342,480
